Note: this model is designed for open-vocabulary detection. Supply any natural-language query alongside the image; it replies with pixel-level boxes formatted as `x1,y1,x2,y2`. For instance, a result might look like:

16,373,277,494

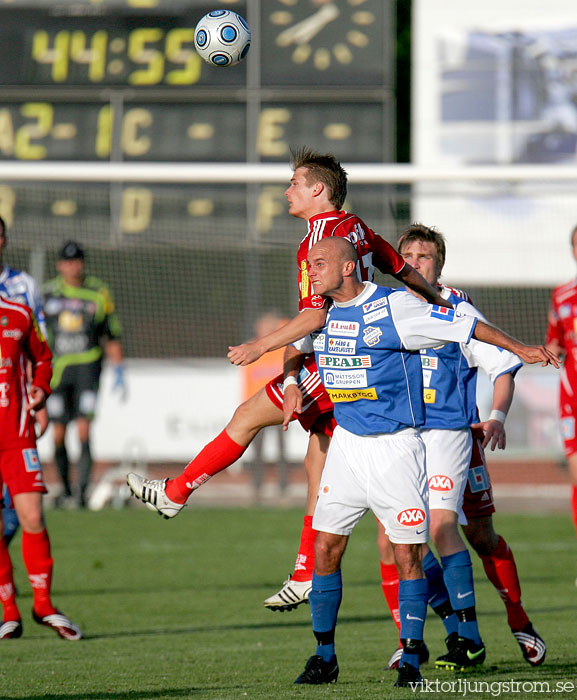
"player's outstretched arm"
395,264,452,308
473,320,560,368
227,306,327,366
282,344,306,431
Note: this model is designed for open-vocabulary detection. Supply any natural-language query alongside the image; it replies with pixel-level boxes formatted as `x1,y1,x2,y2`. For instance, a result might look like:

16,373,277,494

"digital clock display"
0,5,244,87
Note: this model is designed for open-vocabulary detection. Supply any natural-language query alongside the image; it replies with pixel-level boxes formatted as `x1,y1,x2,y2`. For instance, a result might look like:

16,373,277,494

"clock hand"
276,3,340,47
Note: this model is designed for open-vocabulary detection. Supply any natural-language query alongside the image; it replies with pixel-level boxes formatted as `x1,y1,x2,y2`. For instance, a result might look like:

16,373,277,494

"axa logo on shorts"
328,320,359,337
428,475,454,491
397,508,426,526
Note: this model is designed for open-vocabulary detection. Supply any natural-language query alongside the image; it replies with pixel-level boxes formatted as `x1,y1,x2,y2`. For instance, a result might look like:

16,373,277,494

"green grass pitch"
2,507,576,700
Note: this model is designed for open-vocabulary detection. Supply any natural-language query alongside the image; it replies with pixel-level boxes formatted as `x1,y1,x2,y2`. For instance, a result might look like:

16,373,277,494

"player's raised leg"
127,386,285,518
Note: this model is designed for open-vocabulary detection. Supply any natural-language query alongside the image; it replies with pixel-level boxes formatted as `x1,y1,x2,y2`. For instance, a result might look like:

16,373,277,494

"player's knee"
463,525,499,557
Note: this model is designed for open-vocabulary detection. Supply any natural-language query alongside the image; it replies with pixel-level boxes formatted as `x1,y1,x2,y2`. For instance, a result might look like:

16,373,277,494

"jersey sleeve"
455,300,522,381
100,284,123,340
24,274,47,338
292,334,314,354
365,229,406,276
545,293,564,349
24,311,53,395
389,291,477,350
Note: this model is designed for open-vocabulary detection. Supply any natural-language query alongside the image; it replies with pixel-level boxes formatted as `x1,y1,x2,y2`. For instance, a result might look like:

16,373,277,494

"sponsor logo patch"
327,388,377,402
310,295,325,309
559,304,571,319
363,307,389,324
2,329,22,340
430,305,455,322
363,326,382,346
420,355,438,369
328,320,359,337
561,417,575,440
312,333,326,352
428,475,454,491
424,389,436,404
328,337,356,354
363,297,388,313
318,355,371,368
397,508,427,526
322,369,367,388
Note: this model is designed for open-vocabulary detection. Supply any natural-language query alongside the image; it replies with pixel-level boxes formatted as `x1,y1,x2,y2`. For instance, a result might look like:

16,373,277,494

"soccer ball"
194,10,251,67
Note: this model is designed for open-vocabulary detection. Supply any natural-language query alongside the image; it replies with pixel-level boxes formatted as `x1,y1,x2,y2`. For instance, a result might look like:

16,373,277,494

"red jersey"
546,279,577,401
0,297,52,448
297,210,405,311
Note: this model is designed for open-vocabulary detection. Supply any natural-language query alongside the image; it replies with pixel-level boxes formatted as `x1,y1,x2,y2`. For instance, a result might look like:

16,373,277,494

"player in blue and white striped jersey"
291,237,556,687
376,225,546,670
0,217,47,545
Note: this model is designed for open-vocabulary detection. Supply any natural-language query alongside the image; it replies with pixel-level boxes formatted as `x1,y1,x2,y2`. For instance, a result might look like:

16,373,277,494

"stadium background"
0,0,574,487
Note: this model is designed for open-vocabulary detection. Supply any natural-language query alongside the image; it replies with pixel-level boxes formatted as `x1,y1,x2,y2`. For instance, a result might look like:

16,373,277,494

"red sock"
166,430,247,503
380,561,401,632
291,516,317,582
0,536,19,621
21,529,57,617
571,486,577,536
480,535,530,631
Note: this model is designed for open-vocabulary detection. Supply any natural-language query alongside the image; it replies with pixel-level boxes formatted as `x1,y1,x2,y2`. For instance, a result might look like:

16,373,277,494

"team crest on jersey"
421,356,438,370
322,369,367,388
313,333,326,352
430,305,455,322
559,304,571,319
328,337,356,354
428,475,454,491
363,326,382,346
397,508,426,526
310,295,324,309
561,417,575,440
363,307,389,324
328,320,359,337
0,382,9,407
318,355,371,368
0,316,7,326
362,297,388,314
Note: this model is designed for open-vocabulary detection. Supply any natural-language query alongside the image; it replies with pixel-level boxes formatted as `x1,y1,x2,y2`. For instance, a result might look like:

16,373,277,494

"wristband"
283,376,299,392
489,409,507,424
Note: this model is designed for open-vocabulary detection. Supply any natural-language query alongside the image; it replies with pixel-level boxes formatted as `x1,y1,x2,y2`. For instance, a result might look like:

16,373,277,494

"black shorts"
47,361,102,424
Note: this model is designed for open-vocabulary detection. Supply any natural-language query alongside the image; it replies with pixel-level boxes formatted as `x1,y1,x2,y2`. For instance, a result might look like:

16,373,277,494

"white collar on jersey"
333,281,377,308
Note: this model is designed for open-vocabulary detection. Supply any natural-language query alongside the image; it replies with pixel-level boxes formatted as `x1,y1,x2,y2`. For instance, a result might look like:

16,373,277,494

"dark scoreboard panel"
0,0,395,234
0,100,392,162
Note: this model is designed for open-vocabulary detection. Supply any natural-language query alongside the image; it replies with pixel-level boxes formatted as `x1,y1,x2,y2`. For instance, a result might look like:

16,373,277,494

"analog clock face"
261,0,391,86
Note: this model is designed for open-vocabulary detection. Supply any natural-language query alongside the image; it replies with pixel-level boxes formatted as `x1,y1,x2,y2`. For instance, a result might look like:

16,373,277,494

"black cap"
59,240,85,260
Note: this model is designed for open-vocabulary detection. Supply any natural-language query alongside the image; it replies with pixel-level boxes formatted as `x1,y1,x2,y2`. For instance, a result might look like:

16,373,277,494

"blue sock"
310,570,342,662
399,578,427,669
423,550,458,636
441,550,482,645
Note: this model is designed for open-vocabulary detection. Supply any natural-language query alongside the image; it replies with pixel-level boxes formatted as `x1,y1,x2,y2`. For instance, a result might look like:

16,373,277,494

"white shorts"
421,428,472,518
313,425,429,544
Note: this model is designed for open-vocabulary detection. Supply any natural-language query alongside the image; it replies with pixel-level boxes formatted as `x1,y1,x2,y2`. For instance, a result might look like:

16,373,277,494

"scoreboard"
0,0,395,236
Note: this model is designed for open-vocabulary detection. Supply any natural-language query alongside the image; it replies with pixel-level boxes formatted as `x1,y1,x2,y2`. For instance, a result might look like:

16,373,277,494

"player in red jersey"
126,148,448,604
546,223,577,544
0,297,81,640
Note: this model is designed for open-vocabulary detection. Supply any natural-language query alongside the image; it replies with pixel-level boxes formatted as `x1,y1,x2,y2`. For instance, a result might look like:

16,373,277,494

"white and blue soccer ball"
194,9,251,67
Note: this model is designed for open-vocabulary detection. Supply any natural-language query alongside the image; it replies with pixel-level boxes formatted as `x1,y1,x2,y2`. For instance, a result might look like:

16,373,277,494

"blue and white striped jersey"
0,265,46,336
297,282,477,436
420,285,522,430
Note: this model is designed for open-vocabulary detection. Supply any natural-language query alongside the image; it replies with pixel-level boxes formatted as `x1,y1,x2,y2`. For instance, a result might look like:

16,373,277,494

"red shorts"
462,428,495,520
559,392,577,457
0,443,47,498
265,353,337,437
